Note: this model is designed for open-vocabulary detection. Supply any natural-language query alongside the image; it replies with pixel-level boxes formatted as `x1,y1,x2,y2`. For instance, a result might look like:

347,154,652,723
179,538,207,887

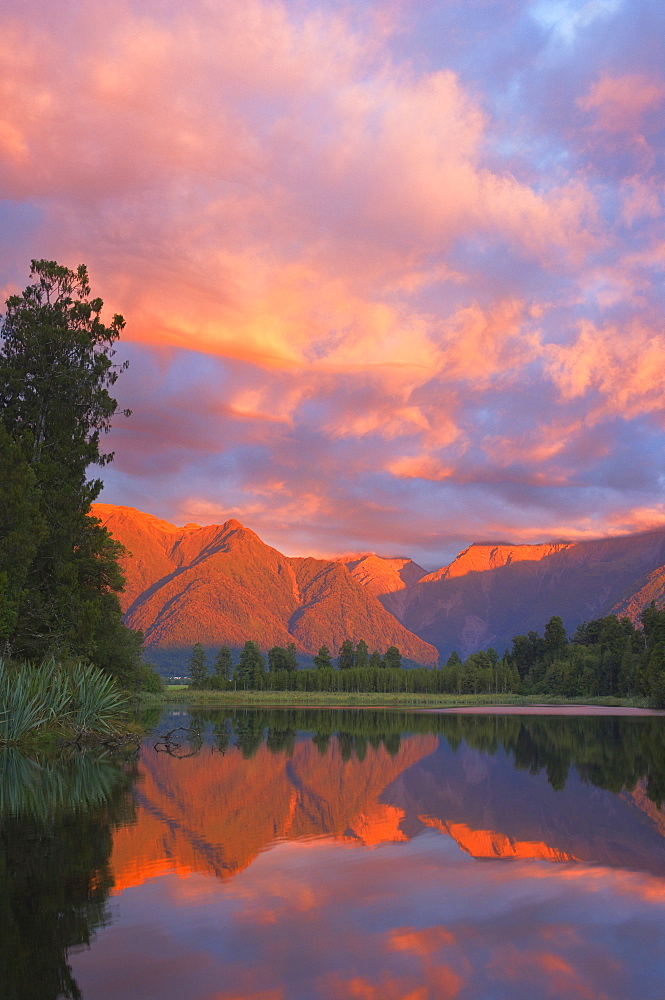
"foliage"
235,641,266,689
0,658,128,744
313,645,332,669
337,639,355,670
188,643,210,689
355,639,369,669
212,646,233,688
0,260,145,685
176,604,665,702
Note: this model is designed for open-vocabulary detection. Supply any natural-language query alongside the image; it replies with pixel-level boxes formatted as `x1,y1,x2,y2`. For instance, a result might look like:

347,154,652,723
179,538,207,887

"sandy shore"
429,705,665,716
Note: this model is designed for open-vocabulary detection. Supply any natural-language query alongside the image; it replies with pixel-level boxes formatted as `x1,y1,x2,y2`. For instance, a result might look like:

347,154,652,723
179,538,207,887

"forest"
185,605,665,706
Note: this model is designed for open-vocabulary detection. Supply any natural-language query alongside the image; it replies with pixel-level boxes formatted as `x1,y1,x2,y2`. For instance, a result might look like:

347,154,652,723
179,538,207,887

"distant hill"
399,533,665,657
92,504,439,669
93,504,665,666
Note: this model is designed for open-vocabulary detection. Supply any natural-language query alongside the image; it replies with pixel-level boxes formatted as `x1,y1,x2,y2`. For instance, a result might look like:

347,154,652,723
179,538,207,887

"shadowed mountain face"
93,504,665,661
399,532,665,658
92,505,438,664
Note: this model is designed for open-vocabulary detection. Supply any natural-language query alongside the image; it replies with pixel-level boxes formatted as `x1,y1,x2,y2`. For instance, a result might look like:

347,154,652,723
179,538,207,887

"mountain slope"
400,531,665,658
94,504,665,663
339,554,427,618
92,504,438,665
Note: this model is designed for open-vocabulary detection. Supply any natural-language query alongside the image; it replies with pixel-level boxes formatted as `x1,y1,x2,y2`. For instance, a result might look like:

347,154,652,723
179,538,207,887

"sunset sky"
1,0,664,567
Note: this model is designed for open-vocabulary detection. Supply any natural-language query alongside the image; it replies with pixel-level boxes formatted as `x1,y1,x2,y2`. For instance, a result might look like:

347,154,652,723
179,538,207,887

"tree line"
186,605,665,705
187,639,405,692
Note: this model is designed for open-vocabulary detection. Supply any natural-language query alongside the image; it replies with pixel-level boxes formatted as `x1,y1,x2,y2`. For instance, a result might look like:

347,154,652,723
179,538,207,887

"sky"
1,0,664,569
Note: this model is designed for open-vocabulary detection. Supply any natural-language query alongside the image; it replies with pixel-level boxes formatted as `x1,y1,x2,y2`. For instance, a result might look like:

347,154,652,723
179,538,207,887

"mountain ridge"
93,503,665,663
93,504,439,666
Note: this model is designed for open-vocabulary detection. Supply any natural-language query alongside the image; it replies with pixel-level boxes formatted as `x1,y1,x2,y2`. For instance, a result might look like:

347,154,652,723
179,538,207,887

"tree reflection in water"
0,749,136,1000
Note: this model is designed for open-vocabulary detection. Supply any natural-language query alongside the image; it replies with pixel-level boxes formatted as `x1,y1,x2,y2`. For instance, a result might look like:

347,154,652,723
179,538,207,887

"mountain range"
93,504,665,667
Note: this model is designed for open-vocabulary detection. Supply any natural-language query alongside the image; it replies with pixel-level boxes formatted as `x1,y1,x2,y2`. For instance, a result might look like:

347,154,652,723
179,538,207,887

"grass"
144,687,647,709
0,658,128,746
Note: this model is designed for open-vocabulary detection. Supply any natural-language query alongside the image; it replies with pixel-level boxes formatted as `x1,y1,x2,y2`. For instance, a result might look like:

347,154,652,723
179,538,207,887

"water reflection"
5,709,665,999
0,749,136,1000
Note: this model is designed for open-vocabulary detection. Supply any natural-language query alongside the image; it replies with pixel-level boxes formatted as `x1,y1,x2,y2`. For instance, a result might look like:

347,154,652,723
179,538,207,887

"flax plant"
0,658,127,745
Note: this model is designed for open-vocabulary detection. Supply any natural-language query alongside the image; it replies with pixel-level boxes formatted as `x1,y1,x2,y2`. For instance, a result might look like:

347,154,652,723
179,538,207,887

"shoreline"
424,705,665,716
146,690,663,714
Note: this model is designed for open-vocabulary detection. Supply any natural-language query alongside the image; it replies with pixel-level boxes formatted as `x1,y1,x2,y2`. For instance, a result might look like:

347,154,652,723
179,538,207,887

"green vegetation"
178,607,665,708
0,741,137,1000
0,658,128,746
0,260,158,698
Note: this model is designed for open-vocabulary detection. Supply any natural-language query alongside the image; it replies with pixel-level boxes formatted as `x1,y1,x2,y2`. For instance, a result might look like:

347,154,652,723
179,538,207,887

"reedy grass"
143,688,647,709
0,657,128,745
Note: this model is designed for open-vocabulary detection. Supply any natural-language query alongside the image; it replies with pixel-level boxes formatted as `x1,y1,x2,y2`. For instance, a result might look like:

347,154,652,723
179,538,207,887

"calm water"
3,708,665,1000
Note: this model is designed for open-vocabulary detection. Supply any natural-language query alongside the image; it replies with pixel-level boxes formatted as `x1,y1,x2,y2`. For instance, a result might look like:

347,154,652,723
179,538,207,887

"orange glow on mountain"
419,817,578,862
92,503,439,663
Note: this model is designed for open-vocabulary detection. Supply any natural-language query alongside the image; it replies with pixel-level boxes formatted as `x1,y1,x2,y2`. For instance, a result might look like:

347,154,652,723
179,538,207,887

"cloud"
2,0,665,563
578,73,665,135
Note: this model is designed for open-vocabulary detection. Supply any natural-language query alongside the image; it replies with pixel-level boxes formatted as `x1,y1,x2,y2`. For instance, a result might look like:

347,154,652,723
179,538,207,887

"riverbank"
141,688,653,710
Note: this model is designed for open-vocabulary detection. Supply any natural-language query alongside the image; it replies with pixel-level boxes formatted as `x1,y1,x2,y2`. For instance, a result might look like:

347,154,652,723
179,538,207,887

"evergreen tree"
338,639,355,670
355,639,369,669
384,646,402,670
285,642,298,671
235,641,266,689
313,645,333,669
268,646,289,672
188,643,209,688
212,645,232,688
368,650,382,669
544,616,568,663
0,260,141,681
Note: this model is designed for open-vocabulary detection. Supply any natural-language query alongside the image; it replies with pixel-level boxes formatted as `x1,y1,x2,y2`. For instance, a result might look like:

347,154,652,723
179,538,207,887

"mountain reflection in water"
4,709,665,1000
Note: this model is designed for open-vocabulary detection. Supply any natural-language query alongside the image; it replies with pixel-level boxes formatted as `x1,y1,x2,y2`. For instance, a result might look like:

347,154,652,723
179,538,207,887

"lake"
3,707,665,1000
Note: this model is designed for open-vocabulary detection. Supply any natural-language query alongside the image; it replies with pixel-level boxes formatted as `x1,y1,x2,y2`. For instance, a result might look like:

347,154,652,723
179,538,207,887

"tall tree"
384,646,402,670
212,645,233,688
338,639,355,670
188,643,210,688
544,616,567,663
235,641,266,689
313,645,332,669
0,260,140,678
285,642,298,671
268,646,290,672
355,639,369,669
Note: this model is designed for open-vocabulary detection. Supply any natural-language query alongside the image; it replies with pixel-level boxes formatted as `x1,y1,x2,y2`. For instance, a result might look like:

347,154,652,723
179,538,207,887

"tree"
313,645,333,669
188,643,210,688
212,645,233,688
285,642,298,671
544,616,567,663
368,650,382,669
235,641,266,689
384,646,402,670
0,260,140,679
338,640,355,670
268,646,290,672
355,639,369,669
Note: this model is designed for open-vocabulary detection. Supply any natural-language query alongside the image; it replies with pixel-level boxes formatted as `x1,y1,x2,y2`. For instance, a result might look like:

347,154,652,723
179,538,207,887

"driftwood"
58,727,142,754
154,726,203,758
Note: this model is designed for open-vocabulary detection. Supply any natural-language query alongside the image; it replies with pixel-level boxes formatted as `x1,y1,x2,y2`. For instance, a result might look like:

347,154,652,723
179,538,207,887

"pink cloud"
546,320,665,421
579,73,665,134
